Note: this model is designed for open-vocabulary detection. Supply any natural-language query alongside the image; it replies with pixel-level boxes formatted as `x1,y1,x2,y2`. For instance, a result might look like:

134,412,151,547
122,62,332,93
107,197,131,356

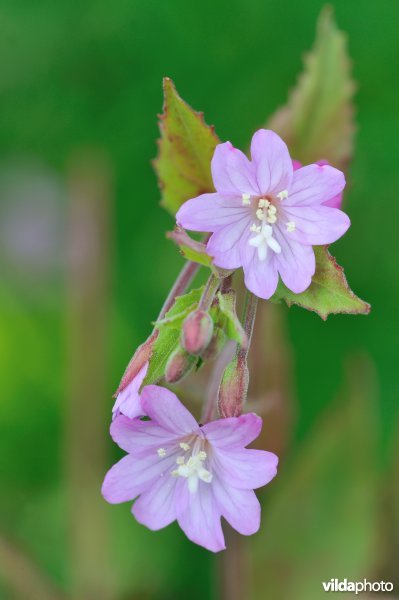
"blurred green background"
0,1,398,599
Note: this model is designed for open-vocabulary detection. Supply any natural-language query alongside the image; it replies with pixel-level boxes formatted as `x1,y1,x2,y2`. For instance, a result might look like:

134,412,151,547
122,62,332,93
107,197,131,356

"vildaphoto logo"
322,579,394,594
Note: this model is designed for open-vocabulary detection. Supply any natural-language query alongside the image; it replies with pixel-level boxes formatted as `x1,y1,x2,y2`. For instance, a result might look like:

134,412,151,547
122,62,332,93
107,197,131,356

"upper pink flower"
102,385,278,552
112,362,148,420
176,130,350,299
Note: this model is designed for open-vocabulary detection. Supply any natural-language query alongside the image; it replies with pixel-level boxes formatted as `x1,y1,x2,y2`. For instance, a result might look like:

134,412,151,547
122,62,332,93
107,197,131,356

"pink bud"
165,346,197,383
181,310,213,355
114,330,158,396
218,355,249,418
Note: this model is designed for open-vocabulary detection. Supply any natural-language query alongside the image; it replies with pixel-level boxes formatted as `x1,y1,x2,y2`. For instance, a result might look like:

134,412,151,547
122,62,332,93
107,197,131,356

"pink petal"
141,385,199,436
212,447,278,490
282,205,350,245
132,474,183,530
202,413,262,449
293,159,343,208
206,214,252,269
242,248,279,300
285,164,345,207
101,451,178,504
110,415,180,454
176,193,249,233
176,482,225,552
212,477,261,535
273,226,316,294
211,142,259,195
250,129,293,195
112,362,148,420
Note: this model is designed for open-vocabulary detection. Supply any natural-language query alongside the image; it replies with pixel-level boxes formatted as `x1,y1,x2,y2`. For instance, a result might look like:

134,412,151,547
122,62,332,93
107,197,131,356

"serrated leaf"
215,290,247,346
268,6,355,170
154,77,219,216
144,287,204,384
272,246,370,320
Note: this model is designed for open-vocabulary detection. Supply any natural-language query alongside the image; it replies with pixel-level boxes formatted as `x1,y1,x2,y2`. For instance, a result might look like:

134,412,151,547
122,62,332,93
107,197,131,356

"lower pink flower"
102,384,278,552
112,362,148,420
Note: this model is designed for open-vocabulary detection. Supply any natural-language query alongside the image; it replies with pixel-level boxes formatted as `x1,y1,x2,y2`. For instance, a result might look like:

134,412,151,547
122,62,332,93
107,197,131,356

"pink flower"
112,362,148,420
102,385,278,552
176,129,350,299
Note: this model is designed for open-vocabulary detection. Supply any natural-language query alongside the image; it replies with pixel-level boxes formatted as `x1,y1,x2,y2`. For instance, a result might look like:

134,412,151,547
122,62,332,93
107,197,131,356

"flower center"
169,438,212,493
242,190,296,260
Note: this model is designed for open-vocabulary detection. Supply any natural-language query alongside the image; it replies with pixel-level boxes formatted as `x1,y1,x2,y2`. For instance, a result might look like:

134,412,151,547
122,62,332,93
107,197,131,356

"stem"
238,290,258,361
198,274,220,312
157,259,199,321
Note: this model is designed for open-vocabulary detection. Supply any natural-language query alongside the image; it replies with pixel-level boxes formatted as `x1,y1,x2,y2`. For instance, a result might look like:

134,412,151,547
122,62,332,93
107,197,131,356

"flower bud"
181,310,213,355
165,345,197,383
115,330,158,396
218,355,249,418
200,327,227,362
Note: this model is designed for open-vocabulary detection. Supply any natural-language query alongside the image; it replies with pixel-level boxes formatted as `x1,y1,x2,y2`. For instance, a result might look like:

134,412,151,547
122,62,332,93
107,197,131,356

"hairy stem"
158,259,200,320
198,274,220,311
238,290,258,361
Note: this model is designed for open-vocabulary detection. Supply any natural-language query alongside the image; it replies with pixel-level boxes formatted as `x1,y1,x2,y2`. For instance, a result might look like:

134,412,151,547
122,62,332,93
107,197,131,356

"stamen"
266,213,277,224
157,448,166,457
180,442,190,451
256,208,265,221
250,223,261,232
286,221,296,232
198,451,207,460
242,193,251,205
258,198,270,208
176,456,185,465
277,189,288,200
268,205,277,214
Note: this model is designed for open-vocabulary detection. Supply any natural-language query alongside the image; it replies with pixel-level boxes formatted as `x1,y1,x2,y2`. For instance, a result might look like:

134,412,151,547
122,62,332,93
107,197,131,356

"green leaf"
144,287,204,384
267,8,369,318
272,246,370,320
154,77,219,216
214,291,247,346
268,6,355,170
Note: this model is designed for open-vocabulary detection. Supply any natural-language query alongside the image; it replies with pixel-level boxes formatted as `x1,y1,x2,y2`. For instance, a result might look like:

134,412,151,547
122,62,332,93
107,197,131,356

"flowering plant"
102,9,369,554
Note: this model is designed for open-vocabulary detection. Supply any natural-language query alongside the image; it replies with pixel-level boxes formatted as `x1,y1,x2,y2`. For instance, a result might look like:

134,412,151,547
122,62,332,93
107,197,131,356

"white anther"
286,221,296,232
268,205,277,214
256,208,265,221
277,189,288,200
176,456,185,465
198,451,207,460
242,193,251,205
180,442,190,451
157,448,166,457
266,214,277,224
250,223,261,232
258,198,270,208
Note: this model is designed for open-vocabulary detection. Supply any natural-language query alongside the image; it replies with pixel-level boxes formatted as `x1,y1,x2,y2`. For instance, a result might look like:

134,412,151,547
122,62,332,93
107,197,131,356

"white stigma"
286,221,296,232
157,447,167,457
171,442,212,493
242,193,251,205
249,223,281,260
277,189,288,200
